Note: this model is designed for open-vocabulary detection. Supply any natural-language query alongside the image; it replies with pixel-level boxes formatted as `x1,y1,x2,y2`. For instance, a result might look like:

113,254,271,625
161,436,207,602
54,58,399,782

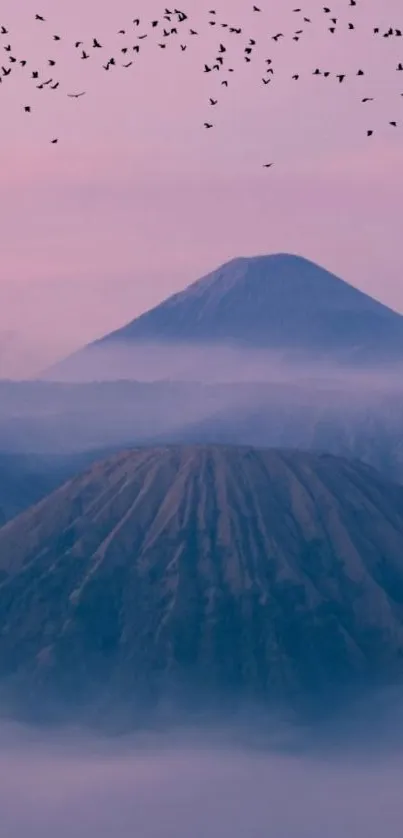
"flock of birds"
1,2,403,167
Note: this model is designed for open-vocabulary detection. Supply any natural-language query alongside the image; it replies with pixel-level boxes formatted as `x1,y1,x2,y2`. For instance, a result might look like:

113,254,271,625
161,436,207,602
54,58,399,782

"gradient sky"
1,0,403,376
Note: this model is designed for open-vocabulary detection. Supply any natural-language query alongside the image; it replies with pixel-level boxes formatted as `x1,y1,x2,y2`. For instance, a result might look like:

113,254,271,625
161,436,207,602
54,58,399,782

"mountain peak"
97,251,401,353
185,253,348,298
46,253,403,382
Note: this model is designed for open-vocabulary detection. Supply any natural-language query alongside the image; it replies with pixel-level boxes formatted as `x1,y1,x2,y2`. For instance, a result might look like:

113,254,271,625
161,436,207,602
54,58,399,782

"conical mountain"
1,444,403,721
47,254,403,381
100,253,401,350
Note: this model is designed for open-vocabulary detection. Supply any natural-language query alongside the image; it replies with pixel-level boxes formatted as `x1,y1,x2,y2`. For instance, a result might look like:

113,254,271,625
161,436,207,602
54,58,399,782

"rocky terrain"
1,444,403,721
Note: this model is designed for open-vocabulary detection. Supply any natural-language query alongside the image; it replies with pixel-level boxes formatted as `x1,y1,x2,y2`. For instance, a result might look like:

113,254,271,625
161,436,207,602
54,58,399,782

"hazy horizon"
41,341,403,384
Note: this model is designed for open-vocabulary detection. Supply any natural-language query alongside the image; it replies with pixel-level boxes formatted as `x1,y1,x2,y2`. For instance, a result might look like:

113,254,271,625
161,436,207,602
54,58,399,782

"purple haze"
0,0,403,376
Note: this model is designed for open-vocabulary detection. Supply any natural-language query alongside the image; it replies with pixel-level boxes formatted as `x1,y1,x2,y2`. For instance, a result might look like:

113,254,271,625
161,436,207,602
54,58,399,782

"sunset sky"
1,0,403,376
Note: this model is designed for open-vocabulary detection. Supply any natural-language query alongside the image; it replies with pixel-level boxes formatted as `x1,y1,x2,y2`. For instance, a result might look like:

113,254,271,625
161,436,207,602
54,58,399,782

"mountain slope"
0,448,124,525
1,444,403,721
102,253,401,351
0,452,57,527
47,254,403,381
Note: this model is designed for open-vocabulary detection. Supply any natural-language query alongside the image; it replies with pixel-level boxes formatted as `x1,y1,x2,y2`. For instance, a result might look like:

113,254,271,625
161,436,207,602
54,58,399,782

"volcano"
46,254,403,381
1,444,403,721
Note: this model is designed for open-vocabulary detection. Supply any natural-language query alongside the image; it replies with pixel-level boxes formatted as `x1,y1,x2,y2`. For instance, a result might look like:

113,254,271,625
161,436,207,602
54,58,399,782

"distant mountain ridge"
46,253,403,381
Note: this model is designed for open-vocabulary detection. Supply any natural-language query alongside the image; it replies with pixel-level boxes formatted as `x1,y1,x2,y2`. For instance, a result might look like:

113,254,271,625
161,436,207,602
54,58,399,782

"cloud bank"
1,716,403,838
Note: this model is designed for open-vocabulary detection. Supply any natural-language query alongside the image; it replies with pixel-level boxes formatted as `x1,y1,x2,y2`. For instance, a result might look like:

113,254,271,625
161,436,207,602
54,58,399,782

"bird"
3,3,403,164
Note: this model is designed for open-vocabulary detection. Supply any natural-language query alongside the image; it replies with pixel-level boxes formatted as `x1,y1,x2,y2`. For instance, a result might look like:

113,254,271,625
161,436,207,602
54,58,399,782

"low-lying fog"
2,352,403,455
2,715,403,838
45,340,403,387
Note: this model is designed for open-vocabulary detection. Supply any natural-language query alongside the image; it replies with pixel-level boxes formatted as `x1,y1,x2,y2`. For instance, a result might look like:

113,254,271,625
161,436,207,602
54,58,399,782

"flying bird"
2,3,402,163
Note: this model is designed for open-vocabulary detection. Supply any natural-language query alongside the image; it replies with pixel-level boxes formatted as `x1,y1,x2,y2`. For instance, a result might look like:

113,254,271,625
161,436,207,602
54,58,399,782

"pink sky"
1,0,403,376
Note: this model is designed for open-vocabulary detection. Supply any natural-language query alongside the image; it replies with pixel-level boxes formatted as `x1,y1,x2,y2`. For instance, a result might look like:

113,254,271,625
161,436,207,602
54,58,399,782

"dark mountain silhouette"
0,448,122,525
0,452,63,527
1,444,403,722
47,254,403,380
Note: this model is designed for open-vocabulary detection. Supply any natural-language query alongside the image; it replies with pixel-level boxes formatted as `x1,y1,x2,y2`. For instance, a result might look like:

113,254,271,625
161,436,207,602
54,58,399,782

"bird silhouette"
2,3,401,166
